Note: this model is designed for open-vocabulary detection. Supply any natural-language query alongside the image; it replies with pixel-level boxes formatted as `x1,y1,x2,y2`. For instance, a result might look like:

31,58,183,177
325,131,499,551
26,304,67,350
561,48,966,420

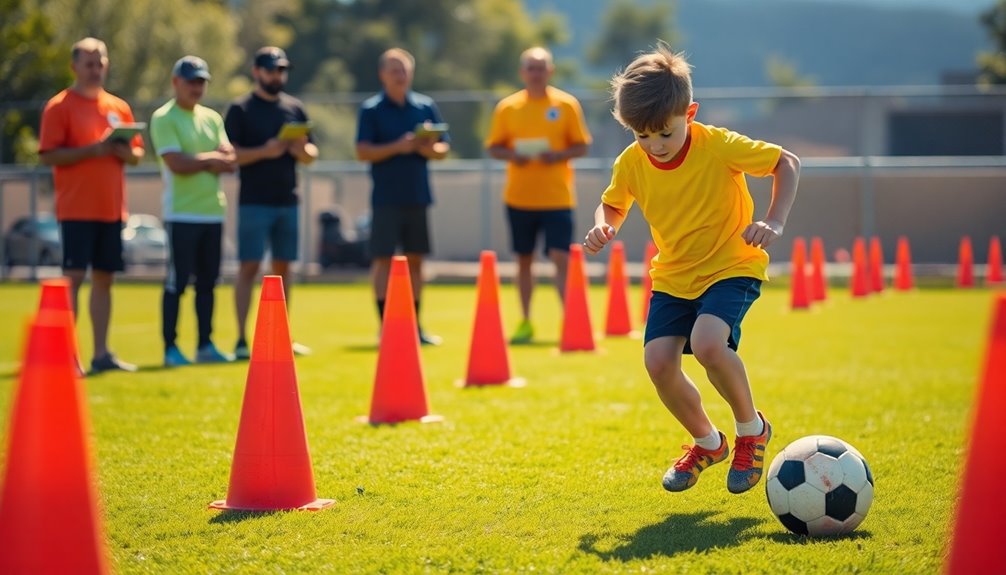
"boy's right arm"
583,202,627,255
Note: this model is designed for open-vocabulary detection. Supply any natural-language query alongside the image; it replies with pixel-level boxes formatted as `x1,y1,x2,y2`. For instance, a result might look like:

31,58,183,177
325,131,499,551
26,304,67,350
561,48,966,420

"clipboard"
514,137,550,156
102,123,146,143
414,122,448,138
278,122,312,141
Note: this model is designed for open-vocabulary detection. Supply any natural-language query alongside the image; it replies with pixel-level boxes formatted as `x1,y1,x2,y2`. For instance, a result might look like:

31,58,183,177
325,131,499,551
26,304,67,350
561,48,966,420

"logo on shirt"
107,111,122,127
546,107,560,122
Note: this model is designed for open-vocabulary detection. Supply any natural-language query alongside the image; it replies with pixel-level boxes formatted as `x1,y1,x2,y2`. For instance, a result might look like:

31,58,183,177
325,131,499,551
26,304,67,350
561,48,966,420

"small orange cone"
364,257,442,423
894,236,914,291
957,236,975,288
0,312,109,575
463,251,524,387
605,241,633,336
945,295,1006,574
210,276,334,511
851,237,870,297
869,237,885,293
560,244,596,352
809,237,828,302
641,240,657,324
986,236,1003,286
37,278,79,361
790,237,811,310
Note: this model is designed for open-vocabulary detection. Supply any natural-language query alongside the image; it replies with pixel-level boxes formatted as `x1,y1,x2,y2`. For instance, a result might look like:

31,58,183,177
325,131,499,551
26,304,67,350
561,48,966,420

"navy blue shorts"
506,207,573,257
643,277,762,354
60,220,125,272
238,205,299,262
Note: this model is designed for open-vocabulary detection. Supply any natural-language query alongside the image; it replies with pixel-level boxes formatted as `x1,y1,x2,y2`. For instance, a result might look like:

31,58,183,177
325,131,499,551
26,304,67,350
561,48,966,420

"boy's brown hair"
611,42,693,133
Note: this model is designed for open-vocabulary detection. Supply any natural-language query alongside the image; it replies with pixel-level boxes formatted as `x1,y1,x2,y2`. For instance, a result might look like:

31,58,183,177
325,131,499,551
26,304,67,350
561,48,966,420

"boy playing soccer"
583,44,800,493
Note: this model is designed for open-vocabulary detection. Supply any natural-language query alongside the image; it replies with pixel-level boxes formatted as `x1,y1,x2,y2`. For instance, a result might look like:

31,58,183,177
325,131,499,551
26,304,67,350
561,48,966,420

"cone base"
355,414,445,425
456,377,527,388
208,498,335,512
604,330,642,339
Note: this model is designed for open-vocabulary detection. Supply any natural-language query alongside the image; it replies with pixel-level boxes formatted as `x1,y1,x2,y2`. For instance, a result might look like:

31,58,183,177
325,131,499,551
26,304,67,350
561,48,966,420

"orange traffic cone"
894,236,913,291
560,244,596,352
37,278,80,363
869,237,885,293
605,241,633,336
363,257,442,423
463,251,524,387
790,237,811,310
851,237,870,297
986,236,1003,286
210,276,334,511
945,295,1006,574
957,236,975,288
0,312,109,575
809,237,828,302
641,241,657,324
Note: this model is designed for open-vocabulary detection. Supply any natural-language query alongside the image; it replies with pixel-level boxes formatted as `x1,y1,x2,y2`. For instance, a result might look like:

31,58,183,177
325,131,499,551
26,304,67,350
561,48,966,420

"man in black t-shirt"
224,46,318,359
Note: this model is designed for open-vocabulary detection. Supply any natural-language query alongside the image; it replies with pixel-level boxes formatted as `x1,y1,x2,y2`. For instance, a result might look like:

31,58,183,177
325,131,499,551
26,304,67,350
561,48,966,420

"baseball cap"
254,47,291,70
172,56,212,81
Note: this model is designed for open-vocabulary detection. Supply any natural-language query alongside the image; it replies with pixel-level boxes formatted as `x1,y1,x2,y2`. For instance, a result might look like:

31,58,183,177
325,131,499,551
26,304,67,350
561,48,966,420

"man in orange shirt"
486,47,591,344
39,37,144,374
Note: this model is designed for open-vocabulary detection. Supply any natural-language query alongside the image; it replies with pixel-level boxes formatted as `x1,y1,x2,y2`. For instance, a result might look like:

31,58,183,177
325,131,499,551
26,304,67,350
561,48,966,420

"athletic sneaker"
662,431,729,492
90,352,138,374
509,319,534,345
196,343,234,364
419,330,442,346
292,341,312,356
727,411,773,494
233,340,251,361
164,346,193,368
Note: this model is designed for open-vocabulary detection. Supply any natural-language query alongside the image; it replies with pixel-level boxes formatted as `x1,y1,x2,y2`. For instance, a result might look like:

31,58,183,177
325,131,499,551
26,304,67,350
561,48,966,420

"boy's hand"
742,220,784,249
583,224,616,255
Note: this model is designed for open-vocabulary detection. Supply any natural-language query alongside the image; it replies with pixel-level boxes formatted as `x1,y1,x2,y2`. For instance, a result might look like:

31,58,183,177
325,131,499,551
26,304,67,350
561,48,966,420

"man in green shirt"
150,56,236,366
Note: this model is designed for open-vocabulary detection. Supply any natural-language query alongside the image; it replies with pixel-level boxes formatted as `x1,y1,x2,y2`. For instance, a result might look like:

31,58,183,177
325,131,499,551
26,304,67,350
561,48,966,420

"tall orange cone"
605,241,633,336
0,312,109,574
560,244,596,352
957,236,975,288
986,236,1003,286
809,237,828,302
364,257,442,423
790,237,811,310
869,237,885,293
210,276,333,511
894,236,914,291
851,237,870,297
641,240,657,324
463,251,523,387
945,295,1006,574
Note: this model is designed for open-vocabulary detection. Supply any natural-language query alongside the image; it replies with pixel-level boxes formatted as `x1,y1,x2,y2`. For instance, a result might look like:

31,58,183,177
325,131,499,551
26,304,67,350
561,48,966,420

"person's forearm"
563,143,589,160
39,144,103,166
595,202,627,231
163,151,223,175
126,146,144,166
487,145,515,161
356,142,402,163
294,142,318,165
765,150,801,227
418,142,449,160
233,145,272,166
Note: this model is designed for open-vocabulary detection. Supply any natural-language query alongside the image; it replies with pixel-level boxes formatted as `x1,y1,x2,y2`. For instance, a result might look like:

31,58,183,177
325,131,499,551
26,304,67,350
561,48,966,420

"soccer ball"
765,435,874,536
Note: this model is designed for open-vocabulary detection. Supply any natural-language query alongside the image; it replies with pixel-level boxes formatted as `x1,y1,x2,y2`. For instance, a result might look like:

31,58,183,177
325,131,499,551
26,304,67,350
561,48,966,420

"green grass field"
0,281,996,574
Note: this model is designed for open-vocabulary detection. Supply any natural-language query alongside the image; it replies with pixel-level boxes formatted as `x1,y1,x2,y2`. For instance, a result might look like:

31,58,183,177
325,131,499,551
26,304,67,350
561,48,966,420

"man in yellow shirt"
584,44,801,496
486,47,592,344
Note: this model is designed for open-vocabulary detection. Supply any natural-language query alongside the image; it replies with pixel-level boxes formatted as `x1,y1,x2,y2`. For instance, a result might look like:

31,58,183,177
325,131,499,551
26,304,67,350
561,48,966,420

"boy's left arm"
742,148,800,249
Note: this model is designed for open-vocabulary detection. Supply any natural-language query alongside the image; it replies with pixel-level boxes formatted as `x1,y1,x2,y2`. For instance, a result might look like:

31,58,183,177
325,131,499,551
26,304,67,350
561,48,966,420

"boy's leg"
690,314,757,424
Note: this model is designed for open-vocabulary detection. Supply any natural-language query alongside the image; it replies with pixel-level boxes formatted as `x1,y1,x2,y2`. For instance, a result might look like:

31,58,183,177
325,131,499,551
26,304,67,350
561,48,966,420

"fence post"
300,166,312,283
28,167,39,282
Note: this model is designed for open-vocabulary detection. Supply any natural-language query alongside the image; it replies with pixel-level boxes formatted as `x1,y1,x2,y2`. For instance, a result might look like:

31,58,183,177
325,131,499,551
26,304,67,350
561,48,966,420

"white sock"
693,428,722,451
736,414,764,437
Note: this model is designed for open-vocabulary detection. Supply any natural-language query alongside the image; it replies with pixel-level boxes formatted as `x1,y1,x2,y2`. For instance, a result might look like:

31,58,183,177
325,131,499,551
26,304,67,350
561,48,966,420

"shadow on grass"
765,529,874,544
578,511,762,561
137,361,244,374
342,343,379,353
208,509,281,524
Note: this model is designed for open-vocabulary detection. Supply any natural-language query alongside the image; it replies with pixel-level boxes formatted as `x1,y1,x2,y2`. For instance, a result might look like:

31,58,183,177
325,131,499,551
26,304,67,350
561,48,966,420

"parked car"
3,213,62,267
318,208,371,268
122,214,168,266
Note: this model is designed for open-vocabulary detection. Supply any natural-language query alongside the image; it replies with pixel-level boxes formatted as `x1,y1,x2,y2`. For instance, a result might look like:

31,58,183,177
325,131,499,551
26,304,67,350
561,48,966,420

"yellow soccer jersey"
601,122,782,299
485,87,592,209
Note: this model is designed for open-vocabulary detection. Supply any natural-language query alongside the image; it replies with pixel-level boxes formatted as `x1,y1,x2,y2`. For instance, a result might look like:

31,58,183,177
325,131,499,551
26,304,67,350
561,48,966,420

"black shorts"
369,205,431,257
60,220,124,272
506,207,573,257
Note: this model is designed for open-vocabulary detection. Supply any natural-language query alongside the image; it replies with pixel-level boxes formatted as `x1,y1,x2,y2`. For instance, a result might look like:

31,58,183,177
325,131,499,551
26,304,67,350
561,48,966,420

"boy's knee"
644,349,682,382
691,336,727,367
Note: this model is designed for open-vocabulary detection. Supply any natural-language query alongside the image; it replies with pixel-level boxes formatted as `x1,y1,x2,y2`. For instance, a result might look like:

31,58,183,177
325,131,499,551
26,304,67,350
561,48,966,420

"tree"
765,54,816,89
588,0,677,71
0,0,71,162
977,0,1006,85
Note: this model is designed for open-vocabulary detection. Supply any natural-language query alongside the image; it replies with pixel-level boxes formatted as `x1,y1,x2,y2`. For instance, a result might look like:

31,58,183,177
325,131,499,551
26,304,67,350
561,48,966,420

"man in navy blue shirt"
356,48,449,345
